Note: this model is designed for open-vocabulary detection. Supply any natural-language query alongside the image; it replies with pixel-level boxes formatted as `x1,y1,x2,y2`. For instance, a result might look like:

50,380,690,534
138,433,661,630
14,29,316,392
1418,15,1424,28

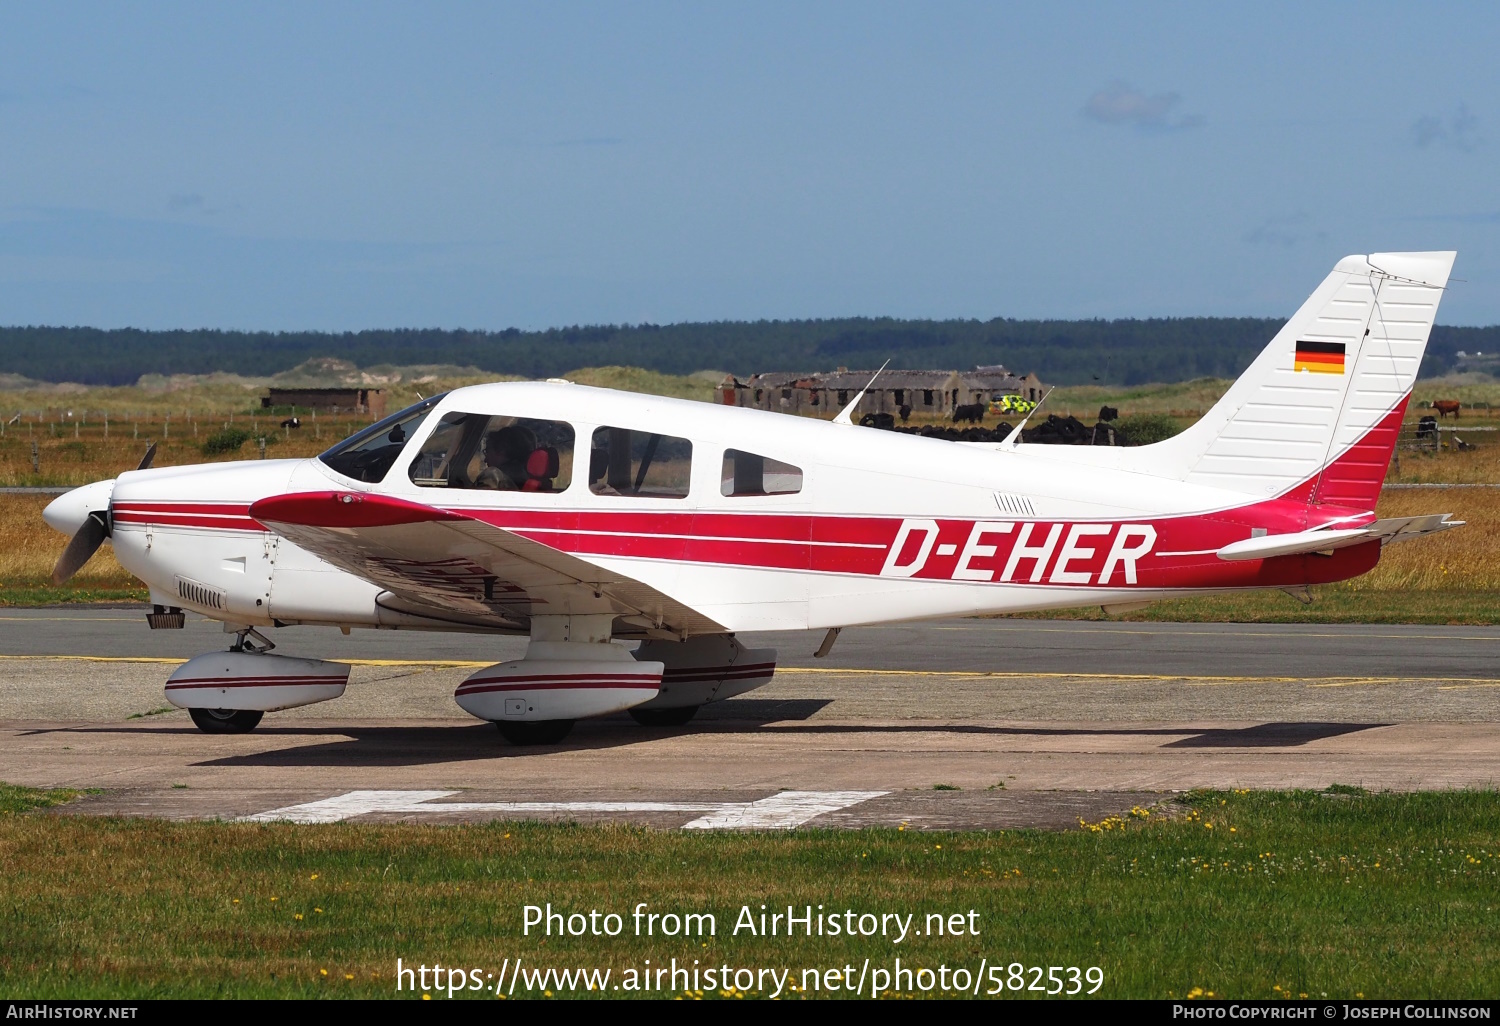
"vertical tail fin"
1150,251,1456,507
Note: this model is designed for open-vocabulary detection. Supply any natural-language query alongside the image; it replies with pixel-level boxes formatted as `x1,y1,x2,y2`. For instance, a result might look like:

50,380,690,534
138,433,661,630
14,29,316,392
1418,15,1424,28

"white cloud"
1412,104,1480,151
1082,81,1203,131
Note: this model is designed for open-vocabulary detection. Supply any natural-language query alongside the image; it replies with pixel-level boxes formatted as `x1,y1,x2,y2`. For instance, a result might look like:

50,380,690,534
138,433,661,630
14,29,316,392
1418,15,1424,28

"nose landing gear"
166,639,350,735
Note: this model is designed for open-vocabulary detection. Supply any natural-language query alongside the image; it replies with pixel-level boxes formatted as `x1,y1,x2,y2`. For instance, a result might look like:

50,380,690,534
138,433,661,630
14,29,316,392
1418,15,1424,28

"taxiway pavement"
2,608,1499,829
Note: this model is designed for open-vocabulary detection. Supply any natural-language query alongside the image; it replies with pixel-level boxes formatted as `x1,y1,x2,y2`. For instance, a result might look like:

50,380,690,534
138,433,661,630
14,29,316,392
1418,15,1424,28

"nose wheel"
188,708,264,734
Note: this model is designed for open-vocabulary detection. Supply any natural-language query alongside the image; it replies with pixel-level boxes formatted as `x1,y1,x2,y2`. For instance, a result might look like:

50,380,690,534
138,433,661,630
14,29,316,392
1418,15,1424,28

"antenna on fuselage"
832,360,891,426
999,386,1054,450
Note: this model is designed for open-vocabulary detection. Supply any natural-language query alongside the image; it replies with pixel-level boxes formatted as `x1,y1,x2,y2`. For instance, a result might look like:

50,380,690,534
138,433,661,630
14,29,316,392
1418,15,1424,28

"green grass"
0,783,91,815
0,584,149,606
4,789,1500,998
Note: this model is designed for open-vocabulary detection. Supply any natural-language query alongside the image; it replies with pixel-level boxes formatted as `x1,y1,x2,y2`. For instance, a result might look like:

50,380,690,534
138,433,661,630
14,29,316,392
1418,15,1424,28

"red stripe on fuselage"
115,397,1408,592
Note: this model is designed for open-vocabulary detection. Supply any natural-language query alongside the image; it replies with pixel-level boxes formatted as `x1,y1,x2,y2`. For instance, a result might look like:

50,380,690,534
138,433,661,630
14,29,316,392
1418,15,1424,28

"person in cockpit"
474,425,538,490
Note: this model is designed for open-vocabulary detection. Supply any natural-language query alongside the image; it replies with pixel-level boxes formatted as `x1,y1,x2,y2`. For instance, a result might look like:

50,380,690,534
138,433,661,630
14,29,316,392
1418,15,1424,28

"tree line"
0,319,1493,387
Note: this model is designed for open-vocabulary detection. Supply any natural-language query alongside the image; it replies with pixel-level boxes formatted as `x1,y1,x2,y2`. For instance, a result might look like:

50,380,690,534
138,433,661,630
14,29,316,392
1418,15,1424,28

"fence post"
258,437,266,460
31,440,39,475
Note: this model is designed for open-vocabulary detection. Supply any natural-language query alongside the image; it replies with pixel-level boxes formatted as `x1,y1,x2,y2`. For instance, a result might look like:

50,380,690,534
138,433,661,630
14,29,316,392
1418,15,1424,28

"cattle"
1098,406,1119,422
1021,414,1091,445
1416,415,1438,441
859,412,896,430
898,404,912,423
1433,400,1461,419
280,416,301,429
896,423,1014,443
952,402,986,424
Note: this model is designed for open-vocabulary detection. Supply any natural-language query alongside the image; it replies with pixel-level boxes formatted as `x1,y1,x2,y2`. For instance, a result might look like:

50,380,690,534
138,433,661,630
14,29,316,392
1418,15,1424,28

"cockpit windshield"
317,394,447,483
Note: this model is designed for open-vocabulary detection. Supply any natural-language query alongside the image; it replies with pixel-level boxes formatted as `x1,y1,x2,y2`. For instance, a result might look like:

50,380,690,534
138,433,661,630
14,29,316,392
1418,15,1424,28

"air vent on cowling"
175,576,226,611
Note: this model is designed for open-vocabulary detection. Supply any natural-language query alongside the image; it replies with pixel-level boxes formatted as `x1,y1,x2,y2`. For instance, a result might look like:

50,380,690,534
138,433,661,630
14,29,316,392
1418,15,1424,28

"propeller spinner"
45,443,158,586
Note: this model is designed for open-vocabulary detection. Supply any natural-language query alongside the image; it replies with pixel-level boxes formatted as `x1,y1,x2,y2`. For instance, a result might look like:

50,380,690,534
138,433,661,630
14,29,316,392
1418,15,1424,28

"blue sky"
0,2,1495,330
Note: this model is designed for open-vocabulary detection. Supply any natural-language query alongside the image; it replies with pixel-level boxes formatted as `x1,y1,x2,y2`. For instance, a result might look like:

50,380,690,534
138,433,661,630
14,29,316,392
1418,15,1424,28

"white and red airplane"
43,251,1461,743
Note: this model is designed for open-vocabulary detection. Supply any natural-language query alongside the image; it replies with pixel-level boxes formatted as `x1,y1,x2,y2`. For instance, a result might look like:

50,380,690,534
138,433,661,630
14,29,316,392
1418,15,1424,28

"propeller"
51,513,108,585
50,443,158,586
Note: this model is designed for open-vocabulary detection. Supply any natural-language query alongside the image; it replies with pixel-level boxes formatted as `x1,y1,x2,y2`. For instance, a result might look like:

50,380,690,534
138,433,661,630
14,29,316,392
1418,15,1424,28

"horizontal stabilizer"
1216,528,1373,561
1216,513,1462,561
1365,513,1464,545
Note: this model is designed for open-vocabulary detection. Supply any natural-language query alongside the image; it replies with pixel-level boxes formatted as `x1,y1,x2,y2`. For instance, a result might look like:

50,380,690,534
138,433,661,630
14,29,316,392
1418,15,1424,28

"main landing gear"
628,706,698,727
188,708,265,734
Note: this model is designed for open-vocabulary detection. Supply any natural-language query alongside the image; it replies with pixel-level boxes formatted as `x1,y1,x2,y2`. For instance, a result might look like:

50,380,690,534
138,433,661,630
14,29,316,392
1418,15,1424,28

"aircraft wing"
250,491,725,638
1216,513,1462,561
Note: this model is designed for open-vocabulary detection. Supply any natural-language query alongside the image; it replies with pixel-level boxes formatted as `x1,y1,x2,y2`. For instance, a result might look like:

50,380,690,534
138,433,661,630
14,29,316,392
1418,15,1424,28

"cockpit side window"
317,395,446,483
589,427,692,498
408,412,574,492
720,449,803,496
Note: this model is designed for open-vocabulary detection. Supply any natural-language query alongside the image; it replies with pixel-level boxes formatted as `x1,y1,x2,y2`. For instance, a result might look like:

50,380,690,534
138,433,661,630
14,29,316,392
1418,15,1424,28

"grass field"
3,785,1499,999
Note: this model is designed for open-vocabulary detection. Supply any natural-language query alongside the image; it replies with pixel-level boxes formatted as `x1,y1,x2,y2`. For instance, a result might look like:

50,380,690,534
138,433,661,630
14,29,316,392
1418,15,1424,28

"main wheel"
496,719,574,745
629,706,699,727
188,708,264,734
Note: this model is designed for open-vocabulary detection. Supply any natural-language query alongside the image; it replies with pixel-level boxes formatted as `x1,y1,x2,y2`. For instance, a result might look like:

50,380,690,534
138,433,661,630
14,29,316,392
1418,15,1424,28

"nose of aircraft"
42,479,116,537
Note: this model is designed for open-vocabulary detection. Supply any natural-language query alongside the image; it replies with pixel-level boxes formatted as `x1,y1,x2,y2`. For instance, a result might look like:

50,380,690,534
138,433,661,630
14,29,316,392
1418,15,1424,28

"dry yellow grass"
0,494,140,599
1358,488,1500,591
0,415,361,487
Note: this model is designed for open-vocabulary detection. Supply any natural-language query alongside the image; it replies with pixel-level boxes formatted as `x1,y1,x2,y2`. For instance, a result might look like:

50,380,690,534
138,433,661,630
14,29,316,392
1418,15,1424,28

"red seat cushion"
525,447,559,478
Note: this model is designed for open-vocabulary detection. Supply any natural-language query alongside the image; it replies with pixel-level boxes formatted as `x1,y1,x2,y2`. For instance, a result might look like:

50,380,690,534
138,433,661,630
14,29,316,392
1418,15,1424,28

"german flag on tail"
1293,340,1346,374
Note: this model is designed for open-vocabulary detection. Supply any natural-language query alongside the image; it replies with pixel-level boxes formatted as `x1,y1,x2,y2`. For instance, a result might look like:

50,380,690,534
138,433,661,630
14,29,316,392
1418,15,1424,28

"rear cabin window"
589,427,692,498
721,449,803,497
408,412,574,492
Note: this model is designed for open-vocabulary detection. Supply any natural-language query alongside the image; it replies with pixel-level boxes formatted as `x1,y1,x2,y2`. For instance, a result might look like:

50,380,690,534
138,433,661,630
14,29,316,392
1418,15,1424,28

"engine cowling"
165,651,350,712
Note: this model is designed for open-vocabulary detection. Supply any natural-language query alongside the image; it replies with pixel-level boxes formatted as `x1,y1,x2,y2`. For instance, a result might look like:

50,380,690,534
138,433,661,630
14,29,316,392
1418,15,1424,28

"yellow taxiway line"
0,654,491,668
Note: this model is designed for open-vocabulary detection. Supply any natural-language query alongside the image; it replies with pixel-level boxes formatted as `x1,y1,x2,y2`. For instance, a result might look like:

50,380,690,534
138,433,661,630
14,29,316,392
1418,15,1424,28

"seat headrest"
526,447,560,478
